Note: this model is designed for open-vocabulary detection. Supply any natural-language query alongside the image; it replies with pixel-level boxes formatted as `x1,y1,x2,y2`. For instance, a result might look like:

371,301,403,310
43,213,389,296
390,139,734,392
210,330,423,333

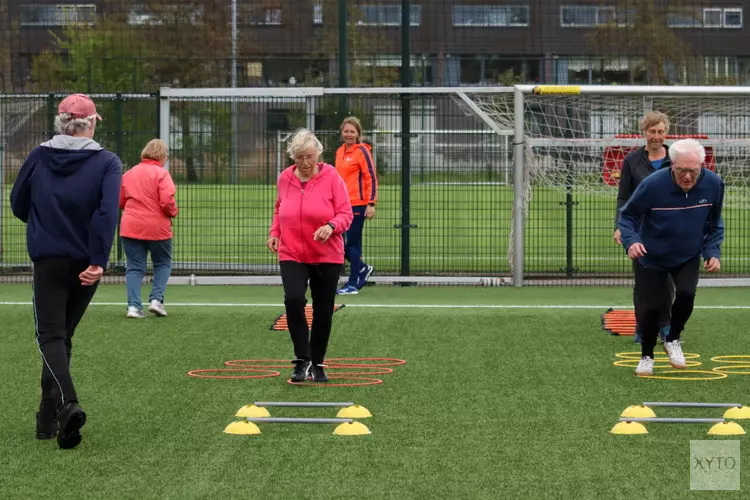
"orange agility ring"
326,357,407,367
187,368,280,379
224,359,291,368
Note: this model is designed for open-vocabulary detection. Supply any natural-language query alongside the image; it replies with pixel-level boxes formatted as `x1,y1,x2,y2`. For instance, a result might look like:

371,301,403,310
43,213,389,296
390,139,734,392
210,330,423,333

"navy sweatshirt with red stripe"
618,166,724,270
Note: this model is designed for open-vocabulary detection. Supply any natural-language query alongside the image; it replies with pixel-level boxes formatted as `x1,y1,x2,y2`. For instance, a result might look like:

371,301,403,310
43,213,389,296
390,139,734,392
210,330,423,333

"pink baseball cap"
58,93,102,121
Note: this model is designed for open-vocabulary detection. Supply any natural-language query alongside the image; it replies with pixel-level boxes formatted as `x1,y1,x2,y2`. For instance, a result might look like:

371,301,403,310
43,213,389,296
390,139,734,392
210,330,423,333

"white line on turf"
0,302,748,309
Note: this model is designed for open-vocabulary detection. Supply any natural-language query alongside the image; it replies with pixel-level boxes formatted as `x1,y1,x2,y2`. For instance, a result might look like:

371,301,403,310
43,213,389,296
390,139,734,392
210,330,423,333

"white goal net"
464,91,750,207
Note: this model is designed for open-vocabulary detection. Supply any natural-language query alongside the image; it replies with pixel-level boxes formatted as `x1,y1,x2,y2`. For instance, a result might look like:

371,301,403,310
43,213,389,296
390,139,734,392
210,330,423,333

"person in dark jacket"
618,138,724,377
10,93,122,449
613,111,674,344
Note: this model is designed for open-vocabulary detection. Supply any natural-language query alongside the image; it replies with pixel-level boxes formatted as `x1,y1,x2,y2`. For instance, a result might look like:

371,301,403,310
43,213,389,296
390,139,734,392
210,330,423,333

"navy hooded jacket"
618,166,724,270
10,135,123,268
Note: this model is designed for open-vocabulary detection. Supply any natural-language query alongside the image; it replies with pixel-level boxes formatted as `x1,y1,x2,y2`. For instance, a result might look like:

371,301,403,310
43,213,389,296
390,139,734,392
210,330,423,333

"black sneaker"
57,402,86,450
290,359,312,382
311,364,328,383
36,411,59,440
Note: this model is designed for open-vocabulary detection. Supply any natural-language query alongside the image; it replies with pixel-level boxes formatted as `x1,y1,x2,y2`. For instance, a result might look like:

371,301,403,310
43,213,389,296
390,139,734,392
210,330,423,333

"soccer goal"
451,85,750,286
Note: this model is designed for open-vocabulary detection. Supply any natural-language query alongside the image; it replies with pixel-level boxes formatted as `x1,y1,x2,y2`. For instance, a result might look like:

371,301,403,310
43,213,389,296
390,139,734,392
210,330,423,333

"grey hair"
286,128,323,159
670,138,706,165
54,113,95,136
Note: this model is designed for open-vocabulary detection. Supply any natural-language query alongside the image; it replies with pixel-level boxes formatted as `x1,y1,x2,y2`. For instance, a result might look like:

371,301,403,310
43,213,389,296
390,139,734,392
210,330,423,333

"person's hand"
627,243,647,260
613,229,622,245
79,265,103,286
267,237,279,252
365,205,376,220
704,257,720,273
313,224,333,243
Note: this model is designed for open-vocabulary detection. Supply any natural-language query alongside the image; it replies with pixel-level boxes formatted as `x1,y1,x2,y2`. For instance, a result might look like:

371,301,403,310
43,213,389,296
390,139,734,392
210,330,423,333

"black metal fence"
2,90,749,285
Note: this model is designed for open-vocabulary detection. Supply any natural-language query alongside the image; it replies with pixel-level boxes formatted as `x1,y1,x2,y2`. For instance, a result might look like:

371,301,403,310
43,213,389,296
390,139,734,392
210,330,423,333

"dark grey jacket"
614,145,671,229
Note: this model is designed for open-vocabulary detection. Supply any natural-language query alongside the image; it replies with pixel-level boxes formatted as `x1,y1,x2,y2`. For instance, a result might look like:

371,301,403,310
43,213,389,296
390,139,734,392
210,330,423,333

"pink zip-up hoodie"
269,163,353,264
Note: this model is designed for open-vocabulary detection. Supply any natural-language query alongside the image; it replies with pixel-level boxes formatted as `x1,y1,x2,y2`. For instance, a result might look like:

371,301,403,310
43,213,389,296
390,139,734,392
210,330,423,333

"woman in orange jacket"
119,139,178,318
334,116,377,295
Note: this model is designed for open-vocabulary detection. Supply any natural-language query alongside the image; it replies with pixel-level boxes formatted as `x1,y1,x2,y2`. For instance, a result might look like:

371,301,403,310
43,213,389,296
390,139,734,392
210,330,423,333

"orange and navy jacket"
335,142,378,207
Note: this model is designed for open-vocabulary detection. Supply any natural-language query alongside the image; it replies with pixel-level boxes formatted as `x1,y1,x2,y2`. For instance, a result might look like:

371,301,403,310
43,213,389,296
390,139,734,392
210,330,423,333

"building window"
560,5,633,27
246,8,282,26
703,8,724,28
312,1,323,25
358,5,421,27
722,8,743,28
453,5,530,27
128,4,203,26
669,7,743,28
20,4,96,27
666,10,702,28
560,5,614,28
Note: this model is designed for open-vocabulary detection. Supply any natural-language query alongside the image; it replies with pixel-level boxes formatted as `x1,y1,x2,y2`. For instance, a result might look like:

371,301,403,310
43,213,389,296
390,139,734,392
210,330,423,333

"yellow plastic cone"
707,421,746,436
333,421,371,436
723,407,750,420
610,421,648,435
224,420,262,435
236,405,271,418
620,405,656,418
336,405,372,419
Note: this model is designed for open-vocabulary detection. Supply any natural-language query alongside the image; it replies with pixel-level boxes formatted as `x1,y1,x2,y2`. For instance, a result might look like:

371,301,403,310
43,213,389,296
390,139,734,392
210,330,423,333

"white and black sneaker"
635,357,654,376
290,359,312,382
663,340,686,368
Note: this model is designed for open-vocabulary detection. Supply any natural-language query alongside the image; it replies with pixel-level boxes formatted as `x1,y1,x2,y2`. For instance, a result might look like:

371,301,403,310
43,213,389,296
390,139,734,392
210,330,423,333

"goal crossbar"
528,138,750,148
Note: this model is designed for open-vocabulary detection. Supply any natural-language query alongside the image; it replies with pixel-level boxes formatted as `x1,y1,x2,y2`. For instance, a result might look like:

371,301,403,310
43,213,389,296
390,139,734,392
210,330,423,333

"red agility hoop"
224,359,291,368
187,368,280,379
325,357,407,368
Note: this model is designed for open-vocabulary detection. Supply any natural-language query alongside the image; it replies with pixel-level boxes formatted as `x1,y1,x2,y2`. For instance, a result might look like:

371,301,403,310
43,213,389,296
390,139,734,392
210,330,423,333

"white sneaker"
635,357,654,376
149,300,167,317
663,340,686,368
126,306,144,318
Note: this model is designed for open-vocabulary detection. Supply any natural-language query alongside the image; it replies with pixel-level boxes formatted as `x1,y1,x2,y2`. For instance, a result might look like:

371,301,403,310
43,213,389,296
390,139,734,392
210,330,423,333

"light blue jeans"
122,237,172,310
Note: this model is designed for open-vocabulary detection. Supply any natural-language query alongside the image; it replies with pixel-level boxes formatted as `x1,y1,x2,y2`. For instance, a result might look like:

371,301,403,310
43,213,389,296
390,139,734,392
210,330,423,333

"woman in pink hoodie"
268,129,353,383
119,139,178,319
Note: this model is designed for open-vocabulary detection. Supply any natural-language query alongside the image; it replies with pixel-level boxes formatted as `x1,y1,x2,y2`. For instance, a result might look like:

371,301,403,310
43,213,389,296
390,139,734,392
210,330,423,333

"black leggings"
632,260,673,332
279,261,343,365
635,257,700,357
33,257,98,408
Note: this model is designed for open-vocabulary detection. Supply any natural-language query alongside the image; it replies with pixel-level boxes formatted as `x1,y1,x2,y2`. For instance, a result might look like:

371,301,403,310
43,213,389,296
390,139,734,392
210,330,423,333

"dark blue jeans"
122,237,172,309
344,206,368,288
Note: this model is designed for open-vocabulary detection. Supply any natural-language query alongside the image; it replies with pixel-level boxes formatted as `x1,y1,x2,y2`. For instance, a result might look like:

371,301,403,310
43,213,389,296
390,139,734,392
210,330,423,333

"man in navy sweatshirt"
10,94,122,449
618,138,724,377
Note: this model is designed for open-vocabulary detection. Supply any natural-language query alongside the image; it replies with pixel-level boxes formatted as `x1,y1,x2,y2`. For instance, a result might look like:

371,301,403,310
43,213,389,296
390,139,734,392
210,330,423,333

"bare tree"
588,0,695,85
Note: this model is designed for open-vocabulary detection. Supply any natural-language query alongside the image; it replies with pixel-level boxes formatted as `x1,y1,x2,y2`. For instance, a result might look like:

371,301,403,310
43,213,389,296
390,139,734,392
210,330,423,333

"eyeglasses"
293,154,317,162
674,167,701,176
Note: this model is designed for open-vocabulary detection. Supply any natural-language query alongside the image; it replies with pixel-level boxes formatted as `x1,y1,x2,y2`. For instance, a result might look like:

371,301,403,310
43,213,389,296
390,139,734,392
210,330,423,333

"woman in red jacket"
119,139,178,318
268,129,353,383
335,116,377,295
